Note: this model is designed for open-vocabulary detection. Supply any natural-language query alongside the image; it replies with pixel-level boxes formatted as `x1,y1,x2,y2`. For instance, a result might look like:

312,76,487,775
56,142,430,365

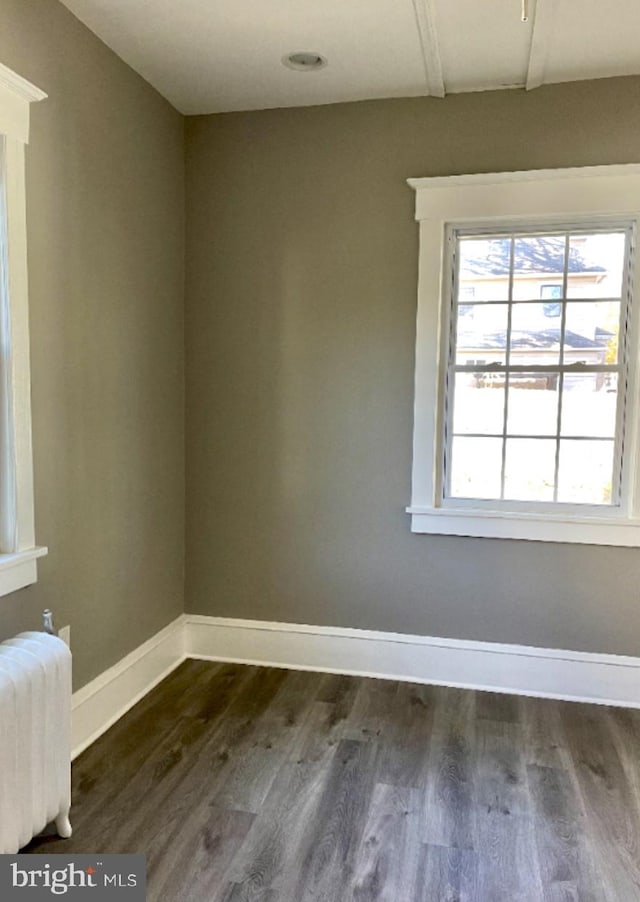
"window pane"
448,437,503,499
458,237,510,301
567,232,626,298
510,303,560,366
455,303,508,366
560,374,618,438
452,372,505,435
564,300,620,365
506,374,559,436
557,440,615,504
503,439,556,502
512,235,566,301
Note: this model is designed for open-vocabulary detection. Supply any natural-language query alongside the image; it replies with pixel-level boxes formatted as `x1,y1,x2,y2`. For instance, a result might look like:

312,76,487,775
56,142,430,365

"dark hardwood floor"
26,660,640,900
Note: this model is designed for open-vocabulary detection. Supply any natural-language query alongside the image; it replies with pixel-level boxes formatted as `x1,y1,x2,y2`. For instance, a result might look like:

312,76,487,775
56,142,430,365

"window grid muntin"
443,222,633,507
452,296,624,307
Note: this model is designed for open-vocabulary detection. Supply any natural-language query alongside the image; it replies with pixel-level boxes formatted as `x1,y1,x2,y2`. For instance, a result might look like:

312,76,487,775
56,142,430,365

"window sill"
406,507,640,546
0,546,48,597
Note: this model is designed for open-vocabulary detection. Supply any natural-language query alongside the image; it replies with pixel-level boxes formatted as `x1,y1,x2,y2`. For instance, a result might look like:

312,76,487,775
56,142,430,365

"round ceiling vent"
282,52,328,72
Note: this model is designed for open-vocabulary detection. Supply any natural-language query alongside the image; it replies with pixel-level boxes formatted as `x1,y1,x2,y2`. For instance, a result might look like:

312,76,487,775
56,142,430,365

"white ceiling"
58,0,640,114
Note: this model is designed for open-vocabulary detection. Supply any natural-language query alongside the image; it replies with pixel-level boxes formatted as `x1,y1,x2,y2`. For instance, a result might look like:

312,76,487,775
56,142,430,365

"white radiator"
0,631,72,853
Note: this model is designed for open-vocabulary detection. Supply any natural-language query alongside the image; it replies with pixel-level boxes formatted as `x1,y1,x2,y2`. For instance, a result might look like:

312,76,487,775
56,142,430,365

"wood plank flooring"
25,660,640,901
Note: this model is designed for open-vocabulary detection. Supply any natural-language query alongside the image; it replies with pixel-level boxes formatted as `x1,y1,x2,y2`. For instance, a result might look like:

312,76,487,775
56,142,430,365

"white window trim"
0,63,47,595
406,164,640,546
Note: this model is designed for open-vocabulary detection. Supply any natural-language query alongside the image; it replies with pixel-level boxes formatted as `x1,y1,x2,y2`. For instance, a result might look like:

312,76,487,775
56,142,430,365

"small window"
540,284,563,317
406,165,640,545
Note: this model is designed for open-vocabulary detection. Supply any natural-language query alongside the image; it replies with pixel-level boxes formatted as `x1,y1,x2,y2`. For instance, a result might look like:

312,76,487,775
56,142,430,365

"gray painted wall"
0,0,185,689
185,79,640,657
1,0,638,694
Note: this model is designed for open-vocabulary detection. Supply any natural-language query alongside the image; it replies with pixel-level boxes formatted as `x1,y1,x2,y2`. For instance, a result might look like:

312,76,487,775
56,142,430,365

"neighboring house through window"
447,227,626,505
406,165,640,546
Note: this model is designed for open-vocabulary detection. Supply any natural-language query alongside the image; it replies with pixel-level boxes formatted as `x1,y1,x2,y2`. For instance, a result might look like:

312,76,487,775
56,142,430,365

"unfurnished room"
1,0,640,899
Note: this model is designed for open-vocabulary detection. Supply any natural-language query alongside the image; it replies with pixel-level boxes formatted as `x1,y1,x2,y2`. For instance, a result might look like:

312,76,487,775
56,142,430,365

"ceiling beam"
526,0,558,90
411,0,446,98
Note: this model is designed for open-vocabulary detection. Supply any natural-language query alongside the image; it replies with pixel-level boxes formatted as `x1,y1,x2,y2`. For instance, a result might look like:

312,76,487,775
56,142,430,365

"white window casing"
0,63,47,596
406,165,640,546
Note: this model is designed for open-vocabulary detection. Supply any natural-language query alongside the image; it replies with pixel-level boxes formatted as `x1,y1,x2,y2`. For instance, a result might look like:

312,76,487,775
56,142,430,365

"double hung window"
446,225,631,508
407,165,640,546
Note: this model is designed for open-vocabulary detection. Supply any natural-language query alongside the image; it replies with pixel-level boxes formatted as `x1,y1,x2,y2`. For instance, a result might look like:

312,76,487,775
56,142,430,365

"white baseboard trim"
71,613,640,760
71,615,186,759
185,615,640,710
